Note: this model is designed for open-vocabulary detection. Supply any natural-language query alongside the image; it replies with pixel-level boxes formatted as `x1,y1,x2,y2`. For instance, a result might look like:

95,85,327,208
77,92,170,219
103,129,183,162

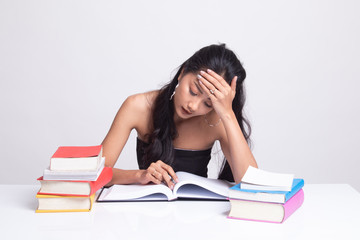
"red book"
51,145,102,158
37,167,113,197
50,145,103,171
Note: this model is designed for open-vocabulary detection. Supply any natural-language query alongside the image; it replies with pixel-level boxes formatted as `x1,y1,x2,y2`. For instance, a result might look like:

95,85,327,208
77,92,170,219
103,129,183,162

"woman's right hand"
137,160,179,189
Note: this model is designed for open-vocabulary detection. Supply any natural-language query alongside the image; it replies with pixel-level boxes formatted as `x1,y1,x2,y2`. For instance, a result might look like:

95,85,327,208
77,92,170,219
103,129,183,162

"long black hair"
143,43,251,180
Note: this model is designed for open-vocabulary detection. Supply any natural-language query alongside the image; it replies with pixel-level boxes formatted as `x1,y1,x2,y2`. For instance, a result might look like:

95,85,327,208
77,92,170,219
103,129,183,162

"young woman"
102,43,258,189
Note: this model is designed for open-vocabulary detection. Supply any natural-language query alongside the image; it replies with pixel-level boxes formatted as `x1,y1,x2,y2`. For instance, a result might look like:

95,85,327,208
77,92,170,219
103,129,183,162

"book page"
97,171,233,202
97,183,174,201
241,166,294,189
173,171,233,199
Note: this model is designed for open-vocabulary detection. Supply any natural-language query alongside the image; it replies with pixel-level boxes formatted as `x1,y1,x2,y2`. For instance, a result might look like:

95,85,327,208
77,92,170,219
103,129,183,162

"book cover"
228,189,304,223
38,167,112,196
229,178,304,203
35,194,95,213
51,145,102,158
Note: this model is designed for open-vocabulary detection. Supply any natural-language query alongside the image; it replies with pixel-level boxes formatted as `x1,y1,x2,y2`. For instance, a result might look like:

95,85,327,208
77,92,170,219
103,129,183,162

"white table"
0,184,359,240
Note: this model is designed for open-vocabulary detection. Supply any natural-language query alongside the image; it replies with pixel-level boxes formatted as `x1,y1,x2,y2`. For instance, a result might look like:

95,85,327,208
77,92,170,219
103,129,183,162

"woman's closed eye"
189,88,198,96
190,88,212,108
204,101,212,108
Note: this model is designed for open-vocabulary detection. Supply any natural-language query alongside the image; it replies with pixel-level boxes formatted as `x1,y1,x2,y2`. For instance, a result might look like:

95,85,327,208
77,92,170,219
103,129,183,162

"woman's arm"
101,94,144,185
102,93,177,188
198,69,258,183
218,112,258,183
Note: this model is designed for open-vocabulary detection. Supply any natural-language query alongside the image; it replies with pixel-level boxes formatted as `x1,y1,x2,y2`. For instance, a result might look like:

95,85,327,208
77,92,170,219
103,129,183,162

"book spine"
282,189,304,222
285,179,305,202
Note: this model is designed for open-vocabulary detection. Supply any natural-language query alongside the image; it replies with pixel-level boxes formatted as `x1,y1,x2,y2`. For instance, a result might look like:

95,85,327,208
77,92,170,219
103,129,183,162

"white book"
240,166,294,191
43,158,105,181
97,171,234,202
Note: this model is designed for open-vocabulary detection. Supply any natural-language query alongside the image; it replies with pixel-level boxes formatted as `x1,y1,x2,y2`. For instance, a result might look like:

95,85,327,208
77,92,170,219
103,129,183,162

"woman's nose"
188,100,200,112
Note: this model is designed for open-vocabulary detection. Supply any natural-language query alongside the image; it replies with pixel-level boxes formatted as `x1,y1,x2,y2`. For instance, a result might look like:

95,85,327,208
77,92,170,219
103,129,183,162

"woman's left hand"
198,69,237,118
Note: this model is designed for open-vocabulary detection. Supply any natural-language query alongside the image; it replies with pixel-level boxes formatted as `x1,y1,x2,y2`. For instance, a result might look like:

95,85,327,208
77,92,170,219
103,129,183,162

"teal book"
229,178,304,204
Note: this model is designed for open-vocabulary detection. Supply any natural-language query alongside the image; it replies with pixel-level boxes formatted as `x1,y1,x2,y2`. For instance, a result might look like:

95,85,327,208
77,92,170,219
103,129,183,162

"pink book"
228,189,304,223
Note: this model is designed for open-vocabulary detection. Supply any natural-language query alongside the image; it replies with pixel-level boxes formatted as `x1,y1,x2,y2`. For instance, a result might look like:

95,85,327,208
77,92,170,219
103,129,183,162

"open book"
97,171,234,201
240,166,294,191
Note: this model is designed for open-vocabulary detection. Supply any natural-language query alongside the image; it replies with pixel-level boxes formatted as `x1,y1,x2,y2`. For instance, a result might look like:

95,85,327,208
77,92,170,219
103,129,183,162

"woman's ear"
178,68,185,82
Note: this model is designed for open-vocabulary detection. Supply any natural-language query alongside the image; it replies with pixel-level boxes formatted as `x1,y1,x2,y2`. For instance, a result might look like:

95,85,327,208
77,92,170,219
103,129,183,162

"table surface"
0,184,359,240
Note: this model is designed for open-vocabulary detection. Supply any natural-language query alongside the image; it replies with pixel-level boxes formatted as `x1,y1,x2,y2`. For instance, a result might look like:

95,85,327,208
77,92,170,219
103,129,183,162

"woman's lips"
181,107,192,115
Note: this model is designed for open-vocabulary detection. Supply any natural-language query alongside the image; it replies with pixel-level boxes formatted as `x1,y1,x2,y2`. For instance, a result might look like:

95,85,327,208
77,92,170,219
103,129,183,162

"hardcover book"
38,167,112,196
50,145,103,171
229,178,304,203
36,194,95,213
228,189,304,223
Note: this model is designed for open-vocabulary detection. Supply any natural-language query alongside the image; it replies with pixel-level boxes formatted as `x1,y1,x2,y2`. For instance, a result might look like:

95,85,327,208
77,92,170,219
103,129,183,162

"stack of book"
36,145,112,213
228,166,304,223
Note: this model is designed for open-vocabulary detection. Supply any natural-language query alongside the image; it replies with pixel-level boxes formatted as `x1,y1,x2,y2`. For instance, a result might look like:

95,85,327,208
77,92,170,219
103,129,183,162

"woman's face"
173,72,213,119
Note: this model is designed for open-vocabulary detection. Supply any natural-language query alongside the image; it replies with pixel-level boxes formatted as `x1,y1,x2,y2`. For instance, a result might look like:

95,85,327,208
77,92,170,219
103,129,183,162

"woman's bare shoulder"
123,90,159,113
118,91,159,137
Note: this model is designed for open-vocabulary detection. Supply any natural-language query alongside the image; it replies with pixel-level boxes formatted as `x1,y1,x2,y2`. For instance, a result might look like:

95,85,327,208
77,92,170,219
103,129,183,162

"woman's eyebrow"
193,81,203,94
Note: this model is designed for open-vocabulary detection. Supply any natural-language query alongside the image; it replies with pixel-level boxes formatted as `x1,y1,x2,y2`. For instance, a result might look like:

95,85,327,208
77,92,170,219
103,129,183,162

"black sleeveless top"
136,137,234,182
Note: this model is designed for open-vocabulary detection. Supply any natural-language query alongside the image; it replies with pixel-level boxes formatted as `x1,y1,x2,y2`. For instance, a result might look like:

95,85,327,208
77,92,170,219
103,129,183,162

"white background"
1,0,359,191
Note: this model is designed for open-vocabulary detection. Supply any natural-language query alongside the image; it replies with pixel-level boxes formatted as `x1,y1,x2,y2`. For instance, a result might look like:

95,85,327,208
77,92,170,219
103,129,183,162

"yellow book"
36,192,95,213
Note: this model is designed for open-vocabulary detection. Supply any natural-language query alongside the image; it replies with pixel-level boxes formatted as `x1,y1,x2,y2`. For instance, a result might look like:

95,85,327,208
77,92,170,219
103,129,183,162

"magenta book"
228,189,304,223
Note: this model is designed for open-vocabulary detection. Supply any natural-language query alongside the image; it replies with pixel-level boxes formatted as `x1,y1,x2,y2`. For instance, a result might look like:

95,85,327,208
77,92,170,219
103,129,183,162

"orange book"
37,167,112,197
50,145,103,171
36,194,95,213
